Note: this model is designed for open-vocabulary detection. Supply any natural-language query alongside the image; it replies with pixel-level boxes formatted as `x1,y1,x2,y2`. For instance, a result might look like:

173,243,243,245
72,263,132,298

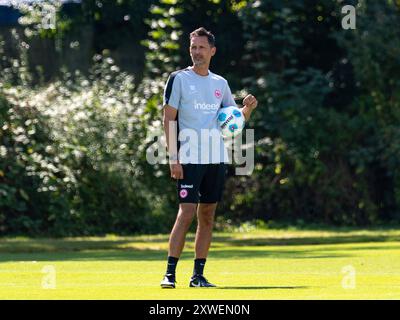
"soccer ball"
217,106,245,138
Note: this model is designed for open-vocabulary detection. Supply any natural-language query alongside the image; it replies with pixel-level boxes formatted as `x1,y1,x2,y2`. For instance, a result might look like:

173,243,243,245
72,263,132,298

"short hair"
189,27,215,47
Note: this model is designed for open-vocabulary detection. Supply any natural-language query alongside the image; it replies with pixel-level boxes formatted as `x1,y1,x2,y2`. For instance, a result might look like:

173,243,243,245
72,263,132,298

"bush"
1,53,177,236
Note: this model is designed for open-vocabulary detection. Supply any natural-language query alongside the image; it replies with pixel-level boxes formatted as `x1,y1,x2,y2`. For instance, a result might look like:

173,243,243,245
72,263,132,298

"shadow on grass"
0,246,355,263
216,286,310,290
1,233,399,252
212,234,400,247
0,229,398,263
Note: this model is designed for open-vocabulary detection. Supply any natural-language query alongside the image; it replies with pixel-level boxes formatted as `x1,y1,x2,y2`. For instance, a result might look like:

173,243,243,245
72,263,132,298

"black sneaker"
160,273,176,288
189,274,216,288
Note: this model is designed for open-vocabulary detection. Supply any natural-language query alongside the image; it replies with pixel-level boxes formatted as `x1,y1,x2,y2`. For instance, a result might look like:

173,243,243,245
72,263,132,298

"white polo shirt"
163,66,237,164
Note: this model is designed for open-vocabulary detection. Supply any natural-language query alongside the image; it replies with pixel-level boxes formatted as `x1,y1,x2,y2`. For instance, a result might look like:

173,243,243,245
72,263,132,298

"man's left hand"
243,94,258,110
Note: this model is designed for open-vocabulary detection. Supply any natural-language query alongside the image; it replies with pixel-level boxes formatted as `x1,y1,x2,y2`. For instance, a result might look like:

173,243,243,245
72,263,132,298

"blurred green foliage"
219,0,400,226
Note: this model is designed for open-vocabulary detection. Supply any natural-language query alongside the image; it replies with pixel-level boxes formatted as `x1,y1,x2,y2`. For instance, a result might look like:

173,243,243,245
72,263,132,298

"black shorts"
177,163,226,203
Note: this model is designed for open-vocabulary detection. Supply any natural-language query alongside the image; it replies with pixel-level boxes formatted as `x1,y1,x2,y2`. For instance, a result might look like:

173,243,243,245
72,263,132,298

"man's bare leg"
168,203,197,258
161,203,197,288
194,202,217,259
189,202,218,287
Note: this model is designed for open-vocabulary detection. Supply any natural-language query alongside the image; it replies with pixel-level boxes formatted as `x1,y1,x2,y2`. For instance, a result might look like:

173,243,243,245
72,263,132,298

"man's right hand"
170,163,184,180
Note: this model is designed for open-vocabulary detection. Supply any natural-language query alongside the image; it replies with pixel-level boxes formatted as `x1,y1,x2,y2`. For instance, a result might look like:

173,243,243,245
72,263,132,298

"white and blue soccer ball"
217,106,245,138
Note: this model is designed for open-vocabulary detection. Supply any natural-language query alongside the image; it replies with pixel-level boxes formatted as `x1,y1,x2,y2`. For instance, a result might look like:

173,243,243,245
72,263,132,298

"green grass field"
0,228,399,299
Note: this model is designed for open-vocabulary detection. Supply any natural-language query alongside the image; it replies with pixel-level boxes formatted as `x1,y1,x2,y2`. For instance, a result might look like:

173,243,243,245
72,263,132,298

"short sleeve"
222,80,237,108
163,72,181,110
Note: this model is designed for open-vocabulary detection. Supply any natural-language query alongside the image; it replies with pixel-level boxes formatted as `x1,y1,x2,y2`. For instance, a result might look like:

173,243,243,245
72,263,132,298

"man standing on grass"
160,27,258,288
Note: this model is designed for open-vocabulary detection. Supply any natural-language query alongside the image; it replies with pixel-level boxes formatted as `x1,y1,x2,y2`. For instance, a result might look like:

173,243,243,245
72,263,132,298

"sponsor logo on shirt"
214,89,222,99
194,100,219,111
